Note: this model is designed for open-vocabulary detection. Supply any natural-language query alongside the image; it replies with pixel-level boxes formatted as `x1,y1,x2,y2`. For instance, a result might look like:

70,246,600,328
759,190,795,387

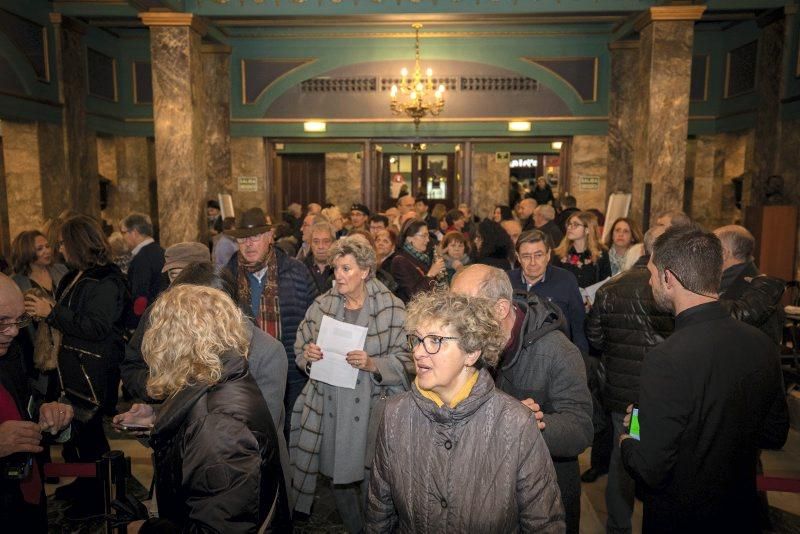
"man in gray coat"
452,264,593,534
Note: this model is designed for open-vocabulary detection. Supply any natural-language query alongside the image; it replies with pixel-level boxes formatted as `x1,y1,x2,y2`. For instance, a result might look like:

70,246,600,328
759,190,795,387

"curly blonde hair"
143,285,249,399
405,290,505,369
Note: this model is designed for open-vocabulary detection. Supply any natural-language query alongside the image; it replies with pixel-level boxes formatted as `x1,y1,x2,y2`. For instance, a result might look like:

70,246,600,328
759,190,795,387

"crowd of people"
0,190,791,533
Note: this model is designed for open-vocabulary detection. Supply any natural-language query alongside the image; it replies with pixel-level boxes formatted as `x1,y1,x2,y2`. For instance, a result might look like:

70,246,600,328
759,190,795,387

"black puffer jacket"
585,258,674,413
718,261,785,345
145,353,290,533
47,263,128,404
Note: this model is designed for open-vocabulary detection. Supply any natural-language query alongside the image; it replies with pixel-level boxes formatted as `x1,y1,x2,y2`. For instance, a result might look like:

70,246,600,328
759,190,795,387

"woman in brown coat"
366,291,565,533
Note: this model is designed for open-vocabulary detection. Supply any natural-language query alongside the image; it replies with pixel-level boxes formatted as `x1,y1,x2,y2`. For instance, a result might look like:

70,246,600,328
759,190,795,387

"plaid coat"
290,278,410,513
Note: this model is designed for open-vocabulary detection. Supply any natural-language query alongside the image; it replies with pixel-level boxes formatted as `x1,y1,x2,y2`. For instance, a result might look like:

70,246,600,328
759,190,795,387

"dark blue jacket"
127,241,165,327
226,248,317,375
507,264,588,354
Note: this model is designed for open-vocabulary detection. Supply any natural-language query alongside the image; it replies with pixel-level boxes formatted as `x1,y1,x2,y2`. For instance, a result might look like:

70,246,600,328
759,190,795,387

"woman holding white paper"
291,236,410,533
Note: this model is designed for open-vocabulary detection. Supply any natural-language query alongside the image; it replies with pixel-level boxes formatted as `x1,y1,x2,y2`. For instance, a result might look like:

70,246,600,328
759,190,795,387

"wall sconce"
304,121,326,132
551,141,563,150
508,121,532,132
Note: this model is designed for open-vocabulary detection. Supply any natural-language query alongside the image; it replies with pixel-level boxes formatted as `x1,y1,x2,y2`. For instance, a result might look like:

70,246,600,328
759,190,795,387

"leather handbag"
56,345,101,423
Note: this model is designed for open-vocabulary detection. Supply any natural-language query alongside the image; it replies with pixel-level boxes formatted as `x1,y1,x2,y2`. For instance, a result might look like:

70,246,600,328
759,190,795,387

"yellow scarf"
416,370,479,409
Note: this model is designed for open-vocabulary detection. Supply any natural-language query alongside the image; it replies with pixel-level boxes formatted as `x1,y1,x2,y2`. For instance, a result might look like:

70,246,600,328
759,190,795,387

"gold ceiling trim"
139,12,208,36
211,14,625,28
217,29,610,40
634,6,706,32
121,115,740,124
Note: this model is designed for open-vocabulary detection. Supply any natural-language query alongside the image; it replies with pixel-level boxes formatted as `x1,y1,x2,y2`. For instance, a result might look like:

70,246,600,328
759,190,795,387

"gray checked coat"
290,278,411,513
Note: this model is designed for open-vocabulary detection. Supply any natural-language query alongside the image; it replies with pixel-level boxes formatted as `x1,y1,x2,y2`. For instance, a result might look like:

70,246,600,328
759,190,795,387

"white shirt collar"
131,237,155,257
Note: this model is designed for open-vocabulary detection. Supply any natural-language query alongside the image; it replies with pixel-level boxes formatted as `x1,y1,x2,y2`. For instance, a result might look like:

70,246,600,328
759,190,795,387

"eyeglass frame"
566,221,587,229
0,314,32,333
407,333,460,355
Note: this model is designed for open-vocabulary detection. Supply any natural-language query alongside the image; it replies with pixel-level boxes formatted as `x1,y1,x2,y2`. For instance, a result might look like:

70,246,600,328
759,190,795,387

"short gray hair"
122,212,153,237
715,225,754,261
310,221,336,242
453,264,513,302
643,226,666,255
534,204,555,221
328,235,377,279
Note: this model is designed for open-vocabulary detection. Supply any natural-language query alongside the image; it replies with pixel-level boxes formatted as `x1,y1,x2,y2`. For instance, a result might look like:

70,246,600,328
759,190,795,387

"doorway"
380,149,455,210
279,154,326,211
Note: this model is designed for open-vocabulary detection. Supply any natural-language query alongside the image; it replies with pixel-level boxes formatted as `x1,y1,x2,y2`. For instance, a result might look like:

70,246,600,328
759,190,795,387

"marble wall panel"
230,137,267,214
0,138,8,255
150,25,206,246
631,20,695,226
1,121,66,239
470,152,509,220
606,44,637,195
202,48,233,201
326,153,362,213
776,118,800,279
102,137,154,231
569,135,608,212
97,136,117,184
689,136,725,229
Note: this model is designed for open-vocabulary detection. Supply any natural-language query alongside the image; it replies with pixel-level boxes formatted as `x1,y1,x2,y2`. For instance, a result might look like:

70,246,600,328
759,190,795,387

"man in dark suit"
121,212,165,327
620,225,789,534
714,225,785,344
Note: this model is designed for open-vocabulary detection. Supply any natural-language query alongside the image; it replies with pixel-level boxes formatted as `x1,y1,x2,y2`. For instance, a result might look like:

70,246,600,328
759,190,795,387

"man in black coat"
586,226,673,533
714,225,785,344
620,225,789,534
0,275,73,531
121,212,165,328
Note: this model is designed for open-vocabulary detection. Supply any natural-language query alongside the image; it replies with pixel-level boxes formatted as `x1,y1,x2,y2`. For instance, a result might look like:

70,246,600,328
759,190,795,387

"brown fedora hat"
226,208,272,238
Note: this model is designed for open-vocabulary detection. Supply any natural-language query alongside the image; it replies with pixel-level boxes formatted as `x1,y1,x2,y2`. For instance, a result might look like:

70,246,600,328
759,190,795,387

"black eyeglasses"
407,333,459,355
0,314,32,333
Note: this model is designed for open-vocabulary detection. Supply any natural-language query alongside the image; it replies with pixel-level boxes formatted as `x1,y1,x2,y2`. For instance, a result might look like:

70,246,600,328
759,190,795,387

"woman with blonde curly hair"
114,284,290,532
366,291,565,532
553,210,612,288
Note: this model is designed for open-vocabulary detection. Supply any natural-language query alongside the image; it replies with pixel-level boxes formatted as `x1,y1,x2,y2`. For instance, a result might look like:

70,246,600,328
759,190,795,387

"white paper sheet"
309,315,368,389
581,277,611,306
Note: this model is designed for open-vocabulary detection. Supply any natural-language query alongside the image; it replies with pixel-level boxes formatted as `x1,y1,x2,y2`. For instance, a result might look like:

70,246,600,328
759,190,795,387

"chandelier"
390,24,445,127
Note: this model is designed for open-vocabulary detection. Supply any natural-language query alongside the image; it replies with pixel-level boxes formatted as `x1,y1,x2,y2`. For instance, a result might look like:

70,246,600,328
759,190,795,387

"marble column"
140,12,207,246
569,135,608,211
746,7,795,205
230,137,267,212
1,121,67,239
326,153,362,213
201,44,233,212
689,135,725,229
630,6,705,227
470,152,509,220
0,137,8,255
99,136,155,228
606,40,638,195
49,13,100,218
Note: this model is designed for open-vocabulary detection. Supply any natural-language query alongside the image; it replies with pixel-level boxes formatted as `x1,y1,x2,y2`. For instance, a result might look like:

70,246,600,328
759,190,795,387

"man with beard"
226,208,316,438
620,225,789,534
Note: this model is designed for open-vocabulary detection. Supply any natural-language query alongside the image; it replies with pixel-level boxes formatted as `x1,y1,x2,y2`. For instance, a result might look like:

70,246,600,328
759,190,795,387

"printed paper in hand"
580,277,611,306
309,315,368,389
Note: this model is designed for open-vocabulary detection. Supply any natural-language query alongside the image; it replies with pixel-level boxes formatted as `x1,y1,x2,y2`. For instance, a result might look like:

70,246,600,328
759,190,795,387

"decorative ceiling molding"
634,6,706,32
139,12,208,35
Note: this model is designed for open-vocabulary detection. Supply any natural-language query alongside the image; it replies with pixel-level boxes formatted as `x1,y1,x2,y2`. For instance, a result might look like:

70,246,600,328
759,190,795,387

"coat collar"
410,368,496,425
674,301,727,331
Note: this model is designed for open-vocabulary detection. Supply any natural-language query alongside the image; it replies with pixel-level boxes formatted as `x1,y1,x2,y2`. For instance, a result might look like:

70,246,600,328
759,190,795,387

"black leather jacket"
145,353,290,533
586,259,674,413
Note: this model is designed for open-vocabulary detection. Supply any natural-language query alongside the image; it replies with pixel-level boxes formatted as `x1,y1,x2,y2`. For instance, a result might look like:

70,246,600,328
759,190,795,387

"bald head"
517,198,537,220
714,225,754,269
0,274,25,357
451,264,513,302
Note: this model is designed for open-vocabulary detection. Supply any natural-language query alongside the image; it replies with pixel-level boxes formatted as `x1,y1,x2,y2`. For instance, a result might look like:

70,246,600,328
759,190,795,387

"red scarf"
0,384,41,504
236,247,281,339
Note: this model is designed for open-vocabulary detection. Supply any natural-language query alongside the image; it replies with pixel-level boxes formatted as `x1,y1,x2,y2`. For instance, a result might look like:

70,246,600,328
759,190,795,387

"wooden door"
280,154,325,210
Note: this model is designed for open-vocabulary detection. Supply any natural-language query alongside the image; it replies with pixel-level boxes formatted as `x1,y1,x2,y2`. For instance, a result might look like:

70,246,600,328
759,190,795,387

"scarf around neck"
403,242,431,267
236,246,281,339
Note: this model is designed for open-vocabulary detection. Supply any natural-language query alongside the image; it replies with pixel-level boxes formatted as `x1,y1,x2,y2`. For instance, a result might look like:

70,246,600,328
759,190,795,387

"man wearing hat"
225,208,317,438
162,242,212,283
349,204,370,233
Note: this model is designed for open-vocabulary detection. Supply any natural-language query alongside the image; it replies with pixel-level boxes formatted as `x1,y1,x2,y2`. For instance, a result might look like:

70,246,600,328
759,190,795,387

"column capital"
634,5,706,32
608,39,639,51
49,13,87,35
139,12,208,36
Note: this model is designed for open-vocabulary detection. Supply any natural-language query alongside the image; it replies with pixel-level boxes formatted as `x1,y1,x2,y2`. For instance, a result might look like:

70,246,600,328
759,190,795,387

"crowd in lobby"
0,188,794,533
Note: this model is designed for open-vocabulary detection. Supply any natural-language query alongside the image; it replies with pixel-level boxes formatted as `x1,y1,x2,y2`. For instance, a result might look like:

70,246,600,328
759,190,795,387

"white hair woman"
113,284,290,532
292,236,410,533
366,291,565,532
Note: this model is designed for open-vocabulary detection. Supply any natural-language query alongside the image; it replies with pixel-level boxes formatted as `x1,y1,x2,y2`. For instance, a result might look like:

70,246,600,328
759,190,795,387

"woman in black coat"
473,219,514,271
390,220,446,303
24,215,128,515
115,284,290,533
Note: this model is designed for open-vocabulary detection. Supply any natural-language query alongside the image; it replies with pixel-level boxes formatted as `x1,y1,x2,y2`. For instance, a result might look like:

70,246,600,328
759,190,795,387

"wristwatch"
305,361,312,375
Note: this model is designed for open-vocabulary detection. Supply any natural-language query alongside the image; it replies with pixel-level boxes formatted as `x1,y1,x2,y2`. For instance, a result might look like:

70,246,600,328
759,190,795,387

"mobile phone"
119,424,151,432
629,406,641,441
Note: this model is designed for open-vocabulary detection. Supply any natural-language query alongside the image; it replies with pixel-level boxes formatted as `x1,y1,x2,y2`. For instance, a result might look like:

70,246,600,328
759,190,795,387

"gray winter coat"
366,369,565,533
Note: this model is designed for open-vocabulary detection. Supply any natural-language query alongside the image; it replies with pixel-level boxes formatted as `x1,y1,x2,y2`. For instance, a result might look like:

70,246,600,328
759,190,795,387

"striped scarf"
236,247,281,339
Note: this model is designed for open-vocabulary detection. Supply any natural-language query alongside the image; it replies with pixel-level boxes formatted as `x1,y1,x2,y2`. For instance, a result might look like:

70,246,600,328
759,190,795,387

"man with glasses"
507,230,588,354
620,225,789,533
451,264,592,534
226,208,316,438
0,274,73,529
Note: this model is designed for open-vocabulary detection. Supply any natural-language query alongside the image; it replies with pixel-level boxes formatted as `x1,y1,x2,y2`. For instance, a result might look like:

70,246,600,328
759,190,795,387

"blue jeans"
606,411,635,534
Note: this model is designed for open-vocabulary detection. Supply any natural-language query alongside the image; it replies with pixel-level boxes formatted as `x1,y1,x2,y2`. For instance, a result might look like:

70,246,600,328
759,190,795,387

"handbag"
56,346,101,423
33,322,61,371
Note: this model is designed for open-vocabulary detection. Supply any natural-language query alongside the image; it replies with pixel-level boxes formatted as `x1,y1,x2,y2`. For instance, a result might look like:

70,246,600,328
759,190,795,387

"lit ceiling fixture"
390,24,445,128
508,121,532,132
303,121,326,132
551,141,563,150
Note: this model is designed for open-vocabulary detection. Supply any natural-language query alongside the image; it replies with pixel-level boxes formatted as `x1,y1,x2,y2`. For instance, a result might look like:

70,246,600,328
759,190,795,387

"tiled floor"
48,427,800,533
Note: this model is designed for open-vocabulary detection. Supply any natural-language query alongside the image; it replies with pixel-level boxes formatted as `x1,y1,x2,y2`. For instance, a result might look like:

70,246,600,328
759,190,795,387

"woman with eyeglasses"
293,236,410,533
390,220,446,303
552,211,612,288
23,215,128,519
366,291,565,532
